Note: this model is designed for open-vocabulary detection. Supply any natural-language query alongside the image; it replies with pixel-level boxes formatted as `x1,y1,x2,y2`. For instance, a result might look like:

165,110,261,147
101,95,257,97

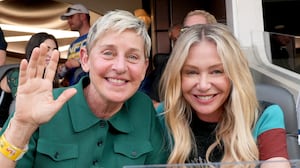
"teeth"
108,78,126,84
197,95,213,100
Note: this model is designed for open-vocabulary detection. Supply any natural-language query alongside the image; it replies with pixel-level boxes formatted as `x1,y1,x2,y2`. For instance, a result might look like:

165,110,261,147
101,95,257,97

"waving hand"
13,43,77,129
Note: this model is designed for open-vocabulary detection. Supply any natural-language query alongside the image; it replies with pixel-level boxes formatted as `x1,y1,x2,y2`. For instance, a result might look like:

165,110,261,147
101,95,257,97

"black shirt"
189,112,224,163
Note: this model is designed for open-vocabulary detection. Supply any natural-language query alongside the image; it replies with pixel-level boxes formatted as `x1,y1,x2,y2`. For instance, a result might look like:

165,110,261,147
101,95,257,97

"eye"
211,69,224,75
187,70,197,75
127,54,140,63
103,50,114,57
182,69,198,76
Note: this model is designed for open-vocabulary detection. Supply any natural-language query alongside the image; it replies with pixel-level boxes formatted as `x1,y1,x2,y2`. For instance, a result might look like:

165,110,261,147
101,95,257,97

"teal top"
252,104,285,140
156,102,285,141
1,76,169,168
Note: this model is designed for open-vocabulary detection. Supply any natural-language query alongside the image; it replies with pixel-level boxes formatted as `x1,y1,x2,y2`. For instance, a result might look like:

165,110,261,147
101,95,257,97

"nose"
112,56,127,74
196,74,211,91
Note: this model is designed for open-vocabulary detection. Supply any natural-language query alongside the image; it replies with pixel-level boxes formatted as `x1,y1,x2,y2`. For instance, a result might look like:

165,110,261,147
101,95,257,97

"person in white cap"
58,4,90,86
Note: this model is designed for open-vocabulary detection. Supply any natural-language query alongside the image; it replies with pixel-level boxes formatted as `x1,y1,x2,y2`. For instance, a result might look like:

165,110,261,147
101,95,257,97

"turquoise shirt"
156,102,285,141
252,104,285,141
1,77,168,168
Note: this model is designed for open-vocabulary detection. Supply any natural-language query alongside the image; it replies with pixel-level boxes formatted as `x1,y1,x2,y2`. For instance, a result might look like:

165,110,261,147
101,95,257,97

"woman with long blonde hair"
158,23,290,167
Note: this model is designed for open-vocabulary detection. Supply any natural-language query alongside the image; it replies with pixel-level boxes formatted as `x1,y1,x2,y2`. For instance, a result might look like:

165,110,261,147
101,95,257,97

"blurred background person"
168,23,182,48
0,32,59,129
58,3,90,86
139,24,182,108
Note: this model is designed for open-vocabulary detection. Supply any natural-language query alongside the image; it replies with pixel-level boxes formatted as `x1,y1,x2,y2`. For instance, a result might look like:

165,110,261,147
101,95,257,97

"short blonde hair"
86,10,151,58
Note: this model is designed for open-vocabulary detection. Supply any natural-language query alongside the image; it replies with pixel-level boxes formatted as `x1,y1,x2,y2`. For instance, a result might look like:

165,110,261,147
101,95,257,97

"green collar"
66,76,133,134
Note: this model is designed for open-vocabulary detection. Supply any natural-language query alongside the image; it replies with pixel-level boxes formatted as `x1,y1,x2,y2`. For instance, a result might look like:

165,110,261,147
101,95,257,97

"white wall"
226,0,264,47
226,0,300,100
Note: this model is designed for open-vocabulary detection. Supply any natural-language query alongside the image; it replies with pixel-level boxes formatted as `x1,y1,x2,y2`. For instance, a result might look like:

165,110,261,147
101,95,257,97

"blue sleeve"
252,104,285,141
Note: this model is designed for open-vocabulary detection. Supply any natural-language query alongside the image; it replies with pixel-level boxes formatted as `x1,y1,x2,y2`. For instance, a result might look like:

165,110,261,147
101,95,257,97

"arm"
0,50,6,66
0,43,77,167
261,157,290,168
256,105,291,168
65,58,81,69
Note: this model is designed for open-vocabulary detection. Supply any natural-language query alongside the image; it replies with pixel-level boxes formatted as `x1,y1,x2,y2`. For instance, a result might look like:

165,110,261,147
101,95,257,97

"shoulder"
156,102,165,114
0,64,19,80
253,104,285,139
75,34,88,42
124,92,158,121
6,68,19,97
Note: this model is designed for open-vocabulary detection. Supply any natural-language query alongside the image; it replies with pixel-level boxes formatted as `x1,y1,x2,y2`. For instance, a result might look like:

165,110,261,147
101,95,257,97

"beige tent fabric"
0,0,101,60
0,1,70,30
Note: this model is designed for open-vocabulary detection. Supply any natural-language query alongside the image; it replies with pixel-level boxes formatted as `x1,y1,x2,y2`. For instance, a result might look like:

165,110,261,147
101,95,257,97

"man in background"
168,23,182,49
0,27,7,66
58,4,90,86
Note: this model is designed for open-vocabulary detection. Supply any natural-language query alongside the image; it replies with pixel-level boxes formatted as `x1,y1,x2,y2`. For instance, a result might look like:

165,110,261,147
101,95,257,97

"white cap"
61,4,89,20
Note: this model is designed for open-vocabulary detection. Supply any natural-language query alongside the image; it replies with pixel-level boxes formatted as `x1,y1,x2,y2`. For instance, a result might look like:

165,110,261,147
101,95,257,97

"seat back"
255,83,300,159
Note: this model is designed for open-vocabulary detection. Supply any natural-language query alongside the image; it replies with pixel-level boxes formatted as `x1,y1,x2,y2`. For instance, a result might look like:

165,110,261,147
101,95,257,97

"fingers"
26,47,40,79
26,43,52,79
18,59,29,86
44,49,59,81
36,43,48,78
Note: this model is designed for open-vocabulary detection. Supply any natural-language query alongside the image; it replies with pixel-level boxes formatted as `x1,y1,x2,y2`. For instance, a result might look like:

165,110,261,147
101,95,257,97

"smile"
107,77,127,84
196,95,214,100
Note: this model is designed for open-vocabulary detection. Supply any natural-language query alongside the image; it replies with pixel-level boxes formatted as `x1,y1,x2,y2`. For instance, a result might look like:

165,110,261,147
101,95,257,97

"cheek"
89,59,104,74
181,77,194,94
219,77,231,96
135,64,148,80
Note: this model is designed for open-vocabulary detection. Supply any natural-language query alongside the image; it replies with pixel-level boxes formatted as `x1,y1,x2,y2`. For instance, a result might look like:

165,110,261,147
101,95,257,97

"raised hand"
13,43,77,129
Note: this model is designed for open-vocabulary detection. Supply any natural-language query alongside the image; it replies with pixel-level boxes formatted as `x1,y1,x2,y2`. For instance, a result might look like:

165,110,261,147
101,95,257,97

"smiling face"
81,29,148,104
181,40,231,122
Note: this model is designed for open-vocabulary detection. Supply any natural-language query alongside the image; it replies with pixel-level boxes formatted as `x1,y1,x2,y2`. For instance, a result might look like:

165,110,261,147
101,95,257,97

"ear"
80,47,89,72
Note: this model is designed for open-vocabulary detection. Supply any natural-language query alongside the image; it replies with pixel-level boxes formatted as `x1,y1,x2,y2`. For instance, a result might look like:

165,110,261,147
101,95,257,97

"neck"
79,24,90,36
84,85,123,119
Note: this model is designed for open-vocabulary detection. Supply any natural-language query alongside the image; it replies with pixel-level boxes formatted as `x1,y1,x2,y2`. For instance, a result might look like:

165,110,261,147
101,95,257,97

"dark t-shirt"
0,89,13,127
189,112,224,163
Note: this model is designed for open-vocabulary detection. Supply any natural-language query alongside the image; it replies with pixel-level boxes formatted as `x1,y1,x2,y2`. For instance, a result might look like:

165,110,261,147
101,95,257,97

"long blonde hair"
160,23,259,164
